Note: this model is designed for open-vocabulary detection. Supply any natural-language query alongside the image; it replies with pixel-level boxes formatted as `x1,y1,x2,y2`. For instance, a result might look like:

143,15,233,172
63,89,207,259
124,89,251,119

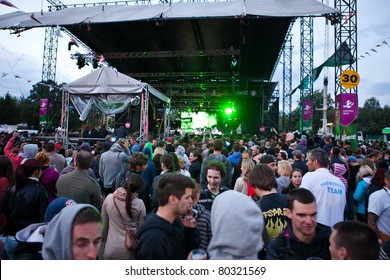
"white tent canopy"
64,67,169,121
0,0,338,29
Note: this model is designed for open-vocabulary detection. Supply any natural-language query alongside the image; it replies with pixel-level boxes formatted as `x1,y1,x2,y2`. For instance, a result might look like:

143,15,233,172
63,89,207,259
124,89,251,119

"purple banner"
39,98,48,117
340,93,358,126
302,100,313,122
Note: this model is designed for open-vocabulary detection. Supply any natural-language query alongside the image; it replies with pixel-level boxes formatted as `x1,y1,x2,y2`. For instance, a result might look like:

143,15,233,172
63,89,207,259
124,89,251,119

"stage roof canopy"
0,0,338,112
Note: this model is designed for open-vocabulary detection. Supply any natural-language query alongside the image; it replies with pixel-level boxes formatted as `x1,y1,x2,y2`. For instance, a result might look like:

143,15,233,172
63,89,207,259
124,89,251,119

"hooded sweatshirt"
135,214,200,260
353,177,372,215
207,191,264,260
99,143,130,189
42,204,99,260
332,163,348,190
175,145,191,171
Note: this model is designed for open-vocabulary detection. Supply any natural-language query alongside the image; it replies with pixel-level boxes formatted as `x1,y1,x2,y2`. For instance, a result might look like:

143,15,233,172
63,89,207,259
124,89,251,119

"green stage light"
224,107,233,115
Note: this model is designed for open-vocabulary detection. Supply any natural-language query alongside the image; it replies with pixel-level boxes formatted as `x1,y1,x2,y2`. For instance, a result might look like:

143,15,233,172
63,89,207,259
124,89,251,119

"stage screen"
180,112,217,132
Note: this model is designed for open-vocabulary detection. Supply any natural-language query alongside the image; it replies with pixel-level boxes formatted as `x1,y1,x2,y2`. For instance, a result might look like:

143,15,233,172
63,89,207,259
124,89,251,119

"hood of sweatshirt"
42,204,100,260
23,144,38,159
333,163,346,177
208,191,264,260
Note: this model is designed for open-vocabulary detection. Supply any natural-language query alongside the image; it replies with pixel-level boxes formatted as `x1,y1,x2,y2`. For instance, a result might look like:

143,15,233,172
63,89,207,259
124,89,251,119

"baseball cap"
167,137,173,142
55,143,62,149
80,142,91,152
44,197,76,222
347,156,358,162
259,154,277,164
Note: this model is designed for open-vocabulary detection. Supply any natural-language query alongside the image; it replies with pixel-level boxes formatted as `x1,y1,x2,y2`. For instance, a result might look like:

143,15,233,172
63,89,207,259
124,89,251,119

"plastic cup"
191,249,207,260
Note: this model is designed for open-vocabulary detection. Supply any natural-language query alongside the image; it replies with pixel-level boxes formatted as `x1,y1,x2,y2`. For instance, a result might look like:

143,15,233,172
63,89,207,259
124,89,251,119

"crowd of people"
0,127,389,260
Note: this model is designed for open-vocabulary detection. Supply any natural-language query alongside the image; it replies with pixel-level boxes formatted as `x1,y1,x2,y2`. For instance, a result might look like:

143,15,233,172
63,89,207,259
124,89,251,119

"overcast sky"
0,0,389,111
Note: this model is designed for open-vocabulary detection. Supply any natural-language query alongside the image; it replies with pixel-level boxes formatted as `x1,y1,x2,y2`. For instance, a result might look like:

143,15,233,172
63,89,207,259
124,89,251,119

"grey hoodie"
207,191,264,260
23,144,38,159
42,204,98,260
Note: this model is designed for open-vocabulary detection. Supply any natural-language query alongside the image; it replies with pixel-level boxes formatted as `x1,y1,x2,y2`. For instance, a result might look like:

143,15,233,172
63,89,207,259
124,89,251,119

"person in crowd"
188,150,202,183
200,139,232,189
191,182,212,251
178,156,191,177
330,147,350,181
141,146,156,204
300,148,346,227
276,160,293,193
291,149,308,175
65,149,74,166
151,154,176,209
0,155,14,210
367,169,390,244
102,135,113,153
332,162,348,196
296,138,307,155
207,191,264,260
233,158,255,196
42,204,103,260
101,174,146,260
266,188,332,260
198,161,230,211
4,132,38,170
345,155,361,220
248,164,288,246
365,167,387,215
35,151,60,204
113,152,149,212
129,135,140,153
322,135,333,155
136,173,200,260
176,145,191,171
282,168,303,194
228,143,242,168
13,197,76,260
2,159,48,259
99,139,131,196
56,150,102,211
259,154,278,176
329,220,380,260
353,165,374,223
153,153,163,176
367,150,383,173
45,142,66,173
165,137,175,153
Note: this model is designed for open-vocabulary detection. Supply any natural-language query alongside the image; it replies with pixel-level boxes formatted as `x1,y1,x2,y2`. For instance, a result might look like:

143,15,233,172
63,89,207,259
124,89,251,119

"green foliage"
357,97,390,135
0,93,19,124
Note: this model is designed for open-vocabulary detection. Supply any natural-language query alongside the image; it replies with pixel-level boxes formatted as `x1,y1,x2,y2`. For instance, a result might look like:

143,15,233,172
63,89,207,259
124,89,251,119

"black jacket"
3,179,48,236
266,223,332,260
135,214,200,260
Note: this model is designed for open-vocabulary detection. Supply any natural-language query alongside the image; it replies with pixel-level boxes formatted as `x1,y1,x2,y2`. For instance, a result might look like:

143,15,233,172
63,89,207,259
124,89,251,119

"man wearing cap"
291,149,308,176
166,137,175,153
102,134,113,153
259,154,278,176
45,142,66,173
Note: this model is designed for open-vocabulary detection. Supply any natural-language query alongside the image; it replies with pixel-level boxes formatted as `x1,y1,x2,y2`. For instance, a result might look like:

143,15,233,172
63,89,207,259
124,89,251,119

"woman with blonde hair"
276,160,292,193
102,173,146,259
35,151,60,203
234,158,255,195
353,164,374,223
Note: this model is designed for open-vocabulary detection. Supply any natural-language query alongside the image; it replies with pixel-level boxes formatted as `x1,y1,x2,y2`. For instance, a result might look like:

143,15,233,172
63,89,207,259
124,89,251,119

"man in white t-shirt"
368,169,390,244
300,148,346,227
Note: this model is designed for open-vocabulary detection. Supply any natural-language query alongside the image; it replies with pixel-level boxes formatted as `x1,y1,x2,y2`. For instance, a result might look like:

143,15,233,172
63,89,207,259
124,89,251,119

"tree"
357,97,389,136
0,92,19,124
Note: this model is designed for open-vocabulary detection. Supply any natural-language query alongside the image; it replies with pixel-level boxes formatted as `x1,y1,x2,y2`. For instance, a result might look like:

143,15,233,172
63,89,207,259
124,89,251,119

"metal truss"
282,33,293,131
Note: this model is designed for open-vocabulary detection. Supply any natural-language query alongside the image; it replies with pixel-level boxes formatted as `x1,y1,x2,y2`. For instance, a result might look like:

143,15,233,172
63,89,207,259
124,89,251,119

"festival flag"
340,93,358,127
302,100,313,122
39,99,49,117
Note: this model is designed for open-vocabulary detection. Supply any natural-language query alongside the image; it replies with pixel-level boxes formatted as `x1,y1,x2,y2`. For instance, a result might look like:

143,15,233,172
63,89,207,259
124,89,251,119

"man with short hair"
42,204,103,260
56,150,102,210
367,169,390,244
198,161,230,211
129,135,140,153
200,139,233,189
266,188,332,260
329,220,380,260
136,173,200,259
300,148,346,227
291,149,308,175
